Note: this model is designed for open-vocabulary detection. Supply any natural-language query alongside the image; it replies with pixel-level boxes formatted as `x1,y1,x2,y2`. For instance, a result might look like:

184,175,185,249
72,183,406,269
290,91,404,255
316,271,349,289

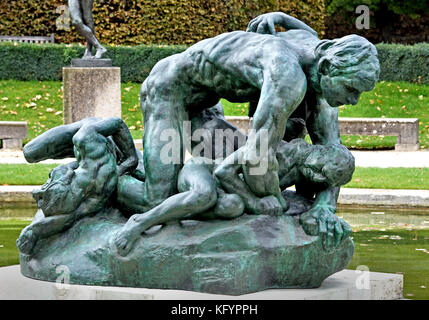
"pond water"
0,204,428,299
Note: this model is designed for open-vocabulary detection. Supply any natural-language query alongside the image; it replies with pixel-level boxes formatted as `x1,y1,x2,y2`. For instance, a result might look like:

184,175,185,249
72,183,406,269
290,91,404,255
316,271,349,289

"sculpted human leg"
81,0,95,57
115,159,218,256
239,61,307,212
140,57,194,209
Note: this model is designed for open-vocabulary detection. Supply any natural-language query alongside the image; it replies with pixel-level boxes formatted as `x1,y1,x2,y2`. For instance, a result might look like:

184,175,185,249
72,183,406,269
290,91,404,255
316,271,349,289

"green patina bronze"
17,12,380,294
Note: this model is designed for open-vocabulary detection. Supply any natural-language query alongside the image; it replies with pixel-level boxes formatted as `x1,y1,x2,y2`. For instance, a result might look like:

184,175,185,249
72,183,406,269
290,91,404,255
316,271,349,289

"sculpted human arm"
305,97,342,208
247,12,318,37
241,63,306,209
299,98,352,249
306,97,341,145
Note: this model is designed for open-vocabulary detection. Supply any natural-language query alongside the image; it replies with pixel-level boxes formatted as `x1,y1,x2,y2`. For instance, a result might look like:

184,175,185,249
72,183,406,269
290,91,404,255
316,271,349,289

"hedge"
0,0,325,45
0,41,428,84
0,42,186,83
376,43,429,84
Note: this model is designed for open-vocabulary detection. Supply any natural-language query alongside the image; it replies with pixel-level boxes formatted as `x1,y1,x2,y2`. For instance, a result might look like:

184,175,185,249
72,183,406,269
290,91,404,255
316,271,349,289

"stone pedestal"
0,266,403,300
2,138,22,150
63,67,121,124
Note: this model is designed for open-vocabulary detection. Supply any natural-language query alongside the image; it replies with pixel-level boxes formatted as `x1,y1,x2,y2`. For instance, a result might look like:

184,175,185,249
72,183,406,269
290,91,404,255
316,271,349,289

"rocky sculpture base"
20,194,354,295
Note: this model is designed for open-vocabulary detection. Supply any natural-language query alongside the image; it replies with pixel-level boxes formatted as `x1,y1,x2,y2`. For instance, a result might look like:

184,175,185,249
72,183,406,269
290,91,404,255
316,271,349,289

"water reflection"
337,205,429,230
0,203,37,219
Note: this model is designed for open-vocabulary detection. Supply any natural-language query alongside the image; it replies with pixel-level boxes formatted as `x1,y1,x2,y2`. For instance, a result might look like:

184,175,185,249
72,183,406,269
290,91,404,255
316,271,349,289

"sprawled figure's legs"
115,159,218,256
24,119,90,163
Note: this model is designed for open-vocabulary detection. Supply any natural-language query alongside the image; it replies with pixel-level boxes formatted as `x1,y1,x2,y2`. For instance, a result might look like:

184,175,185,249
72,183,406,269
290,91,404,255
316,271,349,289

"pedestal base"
63,67,121,124
0,266,403,300
71,59,112,68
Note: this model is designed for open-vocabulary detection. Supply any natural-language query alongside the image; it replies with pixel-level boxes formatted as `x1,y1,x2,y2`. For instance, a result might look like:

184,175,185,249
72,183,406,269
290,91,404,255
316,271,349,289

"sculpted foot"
114,226,141,257
257,195,283,216
16,227,38,255
114,214,154,256
94,46,107,59
82,49,92,60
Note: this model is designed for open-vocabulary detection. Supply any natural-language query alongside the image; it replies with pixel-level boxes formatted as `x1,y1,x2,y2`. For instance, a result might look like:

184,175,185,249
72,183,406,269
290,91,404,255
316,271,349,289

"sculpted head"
32,164,79,216
315,34,380,107
300,143,355,187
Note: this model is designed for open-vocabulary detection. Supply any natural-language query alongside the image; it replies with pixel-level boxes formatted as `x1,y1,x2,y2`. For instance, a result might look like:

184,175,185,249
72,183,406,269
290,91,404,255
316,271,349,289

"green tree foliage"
326,0,429,16
325,0,429,43
0,0,325,45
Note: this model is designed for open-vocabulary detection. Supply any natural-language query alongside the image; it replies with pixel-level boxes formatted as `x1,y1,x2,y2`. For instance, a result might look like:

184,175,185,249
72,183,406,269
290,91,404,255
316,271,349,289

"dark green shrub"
1,42,428,84
376,43,429,84
0,42,186,83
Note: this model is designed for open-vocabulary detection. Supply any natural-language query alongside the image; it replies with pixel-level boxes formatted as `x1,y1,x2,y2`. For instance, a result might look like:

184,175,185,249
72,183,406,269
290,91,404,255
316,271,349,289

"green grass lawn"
0,80,428,148
0,80,144,142
0,164,57,185
1,164,428,190
345,167,429,189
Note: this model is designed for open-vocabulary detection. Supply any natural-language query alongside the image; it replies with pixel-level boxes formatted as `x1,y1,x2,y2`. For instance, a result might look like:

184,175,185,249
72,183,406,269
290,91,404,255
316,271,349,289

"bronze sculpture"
17,12,380,295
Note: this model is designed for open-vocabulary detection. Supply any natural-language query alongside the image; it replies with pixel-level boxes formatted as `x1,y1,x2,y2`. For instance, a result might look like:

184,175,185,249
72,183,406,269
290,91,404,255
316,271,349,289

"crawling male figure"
17,117,138,254
140,13,379,225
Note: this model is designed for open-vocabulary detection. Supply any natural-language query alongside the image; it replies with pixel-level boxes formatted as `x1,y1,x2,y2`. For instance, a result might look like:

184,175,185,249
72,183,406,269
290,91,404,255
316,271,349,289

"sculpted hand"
299,206,352,251
246,13,277,35
117,155,138,176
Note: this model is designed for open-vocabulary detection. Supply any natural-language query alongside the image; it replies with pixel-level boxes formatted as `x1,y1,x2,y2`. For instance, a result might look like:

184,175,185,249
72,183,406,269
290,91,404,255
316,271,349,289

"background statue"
68,0,107,59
